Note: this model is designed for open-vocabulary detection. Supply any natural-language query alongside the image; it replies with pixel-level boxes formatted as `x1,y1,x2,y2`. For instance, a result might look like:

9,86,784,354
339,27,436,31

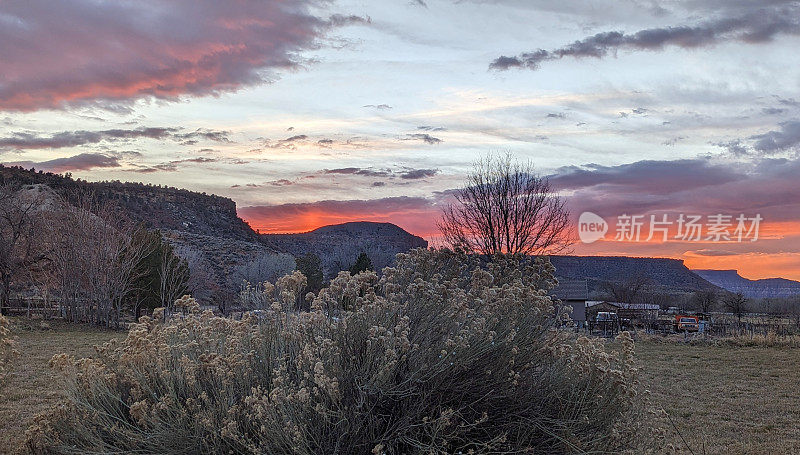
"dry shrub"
0,315,18,386
28,249,648,454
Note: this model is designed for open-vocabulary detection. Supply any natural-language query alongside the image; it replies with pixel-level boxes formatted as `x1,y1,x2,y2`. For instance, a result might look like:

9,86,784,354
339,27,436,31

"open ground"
1,320,799,454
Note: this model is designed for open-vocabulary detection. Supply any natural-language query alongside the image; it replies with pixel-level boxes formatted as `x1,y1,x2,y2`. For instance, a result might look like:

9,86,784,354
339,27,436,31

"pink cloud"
0,1,362,111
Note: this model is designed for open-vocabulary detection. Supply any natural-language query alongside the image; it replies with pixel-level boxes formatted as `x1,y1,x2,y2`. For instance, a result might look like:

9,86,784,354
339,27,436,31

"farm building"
585,301,659,322
550,279,588,326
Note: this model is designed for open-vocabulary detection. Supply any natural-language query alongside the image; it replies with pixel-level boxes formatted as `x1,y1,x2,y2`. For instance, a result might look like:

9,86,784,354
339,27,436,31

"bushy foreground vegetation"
28,249,648,454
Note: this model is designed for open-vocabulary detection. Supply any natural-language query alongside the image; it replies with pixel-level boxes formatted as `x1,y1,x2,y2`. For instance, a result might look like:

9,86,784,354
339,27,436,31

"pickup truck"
674,315,700,332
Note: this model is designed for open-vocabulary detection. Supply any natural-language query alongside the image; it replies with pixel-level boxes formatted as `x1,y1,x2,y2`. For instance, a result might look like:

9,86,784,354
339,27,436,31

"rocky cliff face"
549,255,722,295
693,270,800,298
0,165,258,241
263,222,428,278
2,167,430,294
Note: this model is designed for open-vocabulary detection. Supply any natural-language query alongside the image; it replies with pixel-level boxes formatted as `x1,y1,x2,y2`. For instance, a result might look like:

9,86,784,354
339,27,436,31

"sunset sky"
2,0,800,280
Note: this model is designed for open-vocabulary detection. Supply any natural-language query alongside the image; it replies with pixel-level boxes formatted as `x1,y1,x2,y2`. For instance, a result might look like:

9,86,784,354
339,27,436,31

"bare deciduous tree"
230,252,296,288
692,290,718,313
173,244,216,303
600,274,652,304
437,154,571,256
724,292,749,322
0,185,48,315
50,192,153,327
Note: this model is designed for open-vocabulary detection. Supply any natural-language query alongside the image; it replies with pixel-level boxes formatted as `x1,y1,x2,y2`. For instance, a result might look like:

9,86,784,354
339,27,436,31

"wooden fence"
1,296,64,318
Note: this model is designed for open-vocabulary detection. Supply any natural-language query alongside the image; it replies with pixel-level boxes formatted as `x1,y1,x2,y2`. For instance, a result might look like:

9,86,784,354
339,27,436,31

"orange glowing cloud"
0,1,361,111
238,196,441,237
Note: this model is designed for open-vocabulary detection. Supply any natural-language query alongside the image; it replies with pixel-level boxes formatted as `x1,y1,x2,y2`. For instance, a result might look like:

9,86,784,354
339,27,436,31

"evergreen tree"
349,252,373,275
131,230,189,317
296,252,324,294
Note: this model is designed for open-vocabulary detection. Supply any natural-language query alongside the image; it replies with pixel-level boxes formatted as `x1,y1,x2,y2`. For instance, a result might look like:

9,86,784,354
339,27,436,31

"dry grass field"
1,320,800,454
636,341,800,454
0,319,120,455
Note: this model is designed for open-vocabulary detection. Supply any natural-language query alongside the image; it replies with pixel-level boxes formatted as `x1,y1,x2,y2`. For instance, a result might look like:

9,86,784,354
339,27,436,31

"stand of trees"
0,184,48,316
1,184,191,328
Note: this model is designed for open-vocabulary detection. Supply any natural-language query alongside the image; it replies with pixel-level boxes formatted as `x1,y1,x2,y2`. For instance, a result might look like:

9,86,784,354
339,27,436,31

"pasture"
1,319,799,454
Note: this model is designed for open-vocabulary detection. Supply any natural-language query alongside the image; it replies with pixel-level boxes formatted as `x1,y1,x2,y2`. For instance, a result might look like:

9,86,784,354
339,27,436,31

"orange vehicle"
674,315,700,332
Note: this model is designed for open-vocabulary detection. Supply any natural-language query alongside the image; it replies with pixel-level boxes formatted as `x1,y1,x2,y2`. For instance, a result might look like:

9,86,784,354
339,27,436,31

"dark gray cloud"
175,129,232,143
3,153,121,172
129,163,179,173
551,158,744,194
169,157,219,164
491,5,800,70
662,136,686,146
400,168,438,179
0,126,231,151
264,134,310,149
363,104,393,110
0,127,177,150
751,120,800,154
777,97,800,107
762,107,787,115
404,133,443,144
324,167,390,177
717,139,749,156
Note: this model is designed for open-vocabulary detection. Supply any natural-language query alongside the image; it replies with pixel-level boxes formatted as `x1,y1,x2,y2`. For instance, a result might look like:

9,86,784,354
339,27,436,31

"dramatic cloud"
0,127,231,151
751,120,800,154
553,157,800,225
491,4,800,70
0,128,176,151
550,158,744,194
0,1,365,111
4,153,121,172
717,120,800,156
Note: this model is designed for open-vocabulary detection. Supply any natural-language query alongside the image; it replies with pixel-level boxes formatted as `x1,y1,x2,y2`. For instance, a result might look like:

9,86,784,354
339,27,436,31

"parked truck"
674,315,700,332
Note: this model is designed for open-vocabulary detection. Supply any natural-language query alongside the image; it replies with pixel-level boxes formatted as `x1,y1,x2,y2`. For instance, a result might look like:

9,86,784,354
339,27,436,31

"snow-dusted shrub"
28,249,647,454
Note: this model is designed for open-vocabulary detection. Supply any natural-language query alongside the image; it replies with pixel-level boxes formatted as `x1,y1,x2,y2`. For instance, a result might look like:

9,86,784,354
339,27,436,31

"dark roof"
550,279,588,301
586,301,660,311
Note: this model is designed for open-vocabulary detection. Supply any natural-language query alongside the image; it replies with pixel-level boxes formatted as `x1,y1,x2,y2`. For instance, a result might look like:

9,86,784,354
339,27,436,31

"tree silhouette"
349,252,373,275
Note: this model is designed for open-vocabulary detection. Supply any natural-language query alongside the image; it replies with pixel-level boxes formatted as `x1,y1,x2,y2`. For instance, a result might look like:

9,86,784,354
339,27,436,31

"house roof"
586,301,660,310
550,279,588,301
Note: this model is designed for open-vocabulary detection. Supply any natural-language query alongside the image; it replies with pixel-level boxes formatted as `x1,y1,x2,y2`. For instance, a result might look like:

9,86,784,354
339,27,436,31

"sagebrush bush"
28,249,647,454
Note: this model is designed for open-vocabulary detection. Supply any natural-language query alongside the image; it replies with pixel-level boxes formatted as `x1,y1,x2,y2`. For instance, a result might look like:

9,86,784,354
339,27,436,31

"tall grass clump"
0,315,17,386
28,249,647,454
